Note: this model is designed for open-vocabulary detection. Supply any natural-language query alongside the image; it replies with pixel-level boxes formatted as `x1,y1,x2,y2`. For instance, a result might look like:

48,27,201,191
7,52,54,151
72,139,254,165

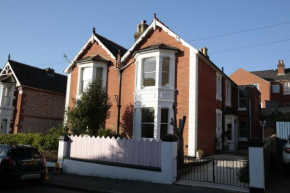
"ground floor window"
141,108,155,138
226,118,232,141
0,119,7,134
239,121,247,139
160,109,169,138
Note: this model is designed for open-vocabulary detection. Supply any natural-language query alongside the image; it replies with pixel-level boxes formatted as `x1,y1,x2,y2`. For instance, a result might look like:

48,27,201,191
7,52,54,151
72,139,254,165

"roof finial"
8,54,10,61
93,27,96,34
154,13,157,19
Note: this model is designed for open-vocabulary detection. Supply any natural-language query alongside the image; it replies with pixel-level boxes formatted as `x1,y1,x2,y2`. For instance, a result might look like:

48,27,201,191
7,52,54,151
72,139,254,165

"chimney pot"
134,20,148,41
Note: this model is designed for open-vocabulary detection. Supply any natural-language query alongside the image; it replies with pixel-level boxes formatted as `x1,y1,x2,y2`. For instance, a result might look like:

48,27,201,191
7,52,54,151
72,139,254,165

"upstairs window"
272,85,280,93
96,67,103,81
141,108,155,138
143,58,156,87
216,74,222,100
161,58,170,87
239,88,247,109
283,82,290,94
81,67,93,93
3,87,11,107
226,82,231,106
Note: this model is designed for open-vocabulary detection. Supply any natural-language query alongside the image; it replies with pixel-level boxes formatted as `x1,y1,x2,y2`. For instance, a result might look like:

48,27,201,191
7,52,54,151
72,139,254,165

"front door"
225,115,238,150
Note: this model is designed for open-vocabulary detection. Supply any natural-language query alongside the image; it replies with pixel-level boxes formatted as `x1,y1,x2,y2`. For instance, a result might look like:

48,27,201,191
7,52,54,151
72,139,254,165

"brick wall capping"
248,138,264,147
161,134,178,142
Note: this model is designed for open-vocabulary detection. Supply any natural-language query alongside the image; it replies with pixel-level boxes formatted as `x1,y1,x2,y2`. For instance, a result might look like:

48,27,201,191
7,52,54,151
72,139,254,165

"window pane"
227,130,232,140
160,124,168,138
143,58,156,72
239,89,246,98
162,72,169,87
96,68,103,80
143,73,156,87
240,99,247,108
141,124,154,138
162,58,170,72
3,87,11,106
161,109,168,123
272,85,279,93
284,82,290,94
0,120,7,134
239,121,247,138
142,108,154,122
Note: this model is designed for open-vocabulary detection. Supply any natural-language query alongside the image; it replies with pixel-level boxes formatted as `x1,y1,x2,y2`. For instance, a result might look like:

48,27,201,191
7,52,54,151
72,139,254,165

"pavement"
43,170,239,193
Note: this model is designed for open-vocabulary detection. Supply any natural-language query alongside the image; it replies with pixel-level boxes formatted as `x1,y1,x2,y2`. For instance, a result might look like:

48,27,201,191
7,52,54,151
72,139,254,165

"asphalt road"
1,183,78,193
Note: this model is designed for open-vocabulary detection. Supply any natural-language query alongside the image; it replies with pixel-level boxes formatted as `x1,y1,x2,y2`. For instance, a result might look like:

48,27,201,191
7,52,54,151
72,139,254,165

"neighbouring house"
0,57,67,134
64,16,261,155
230,60,290,109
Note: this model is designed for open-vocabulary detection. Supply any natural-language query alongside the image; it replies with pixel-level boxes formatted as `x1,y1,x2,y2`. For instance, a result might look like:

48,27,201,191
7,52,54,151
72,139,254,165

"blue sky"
0,0,289,76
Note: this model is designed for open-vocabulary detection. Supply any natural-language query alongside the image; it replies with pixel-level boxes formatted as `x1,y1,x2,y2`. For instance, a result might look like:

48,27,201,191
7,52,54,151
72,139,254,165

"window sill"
238,138,248,142
238,108,247,111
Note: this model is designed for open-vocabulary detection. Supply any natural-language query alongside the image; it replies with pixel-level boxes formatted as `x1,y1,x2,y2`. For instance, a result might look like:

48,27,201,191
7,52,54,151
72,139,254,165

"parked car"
0,144,46,186
283,135,290,177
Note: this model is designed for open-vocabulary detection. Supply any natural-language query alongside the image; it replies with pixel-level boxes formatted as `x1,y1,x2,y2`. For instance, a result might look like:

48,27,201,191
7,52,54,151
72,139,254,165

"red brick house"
64,16,261,155
230,60,290,108
0,57,67,134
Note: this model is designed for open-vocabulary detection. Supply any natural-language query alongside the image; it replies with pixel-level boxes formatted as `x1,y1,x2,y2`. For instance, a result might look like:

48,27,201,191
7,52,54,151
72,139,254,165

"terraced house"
64,16,261,155
0,57,67,134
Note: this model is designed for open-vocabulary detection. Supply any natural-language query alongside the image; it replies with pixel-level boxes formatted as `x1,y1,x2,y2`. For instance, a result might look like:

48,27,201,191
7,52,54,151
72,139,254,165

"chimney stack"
45,67,55,76
134,20,148,41
277,60,285,75
199,47,209,59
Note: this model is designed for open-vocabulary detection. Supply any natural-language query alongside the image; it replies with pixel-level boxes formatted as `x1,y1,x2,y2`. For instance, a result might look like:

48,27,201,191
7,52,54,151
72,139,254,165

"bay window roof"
133,44,179,57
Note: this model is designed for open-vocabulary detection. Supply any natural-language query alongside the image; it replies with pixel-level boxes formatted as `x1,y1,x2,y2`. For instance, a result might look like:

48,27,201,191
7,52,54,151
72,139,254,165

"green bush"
0,124,68,160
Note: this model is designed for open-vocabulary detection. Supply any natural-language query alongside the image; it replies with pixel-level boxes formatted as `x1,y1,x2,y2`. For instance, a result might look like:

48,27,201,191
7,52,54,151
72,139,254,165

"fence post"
249,138,265,193
161,134,178,184
57,135,69,167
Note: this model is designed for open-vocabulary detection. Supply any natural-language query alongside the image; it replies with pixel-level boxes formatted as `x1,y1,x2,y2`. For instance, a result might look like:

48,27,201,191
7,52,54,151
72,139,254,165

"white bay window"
133,48,177,139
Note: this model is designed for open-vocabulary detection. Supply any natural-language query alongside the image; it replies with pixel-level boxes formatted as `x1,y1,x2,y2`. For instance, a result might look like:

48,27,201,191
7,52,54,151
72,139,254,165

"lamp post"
259,120,266,140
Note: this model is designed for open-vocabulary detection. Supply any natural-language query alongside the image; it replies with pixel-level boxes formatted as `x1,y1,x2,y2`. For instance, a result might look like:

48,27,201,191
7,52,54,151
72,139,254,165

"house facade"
64,16,260,155
0,58,67,134
230,60,290,108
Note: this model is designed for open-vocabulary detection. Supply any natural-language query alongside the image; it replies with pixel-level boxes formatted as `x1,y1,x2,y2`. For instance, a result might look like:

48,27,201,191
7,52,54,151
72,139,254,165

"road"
1,183,78,193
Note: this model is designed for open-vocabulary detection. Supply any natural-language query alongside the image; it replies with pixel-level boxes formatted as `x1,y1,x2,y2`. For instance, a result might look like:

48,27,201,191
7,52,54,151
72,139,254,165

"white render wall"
62,141,177,184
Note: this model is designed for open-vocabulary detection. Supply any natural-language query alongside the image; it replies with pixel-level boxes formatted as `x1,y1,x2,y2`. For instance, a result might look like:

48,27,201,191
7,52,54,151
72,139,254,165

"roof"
251,68,290,82
76,54,110,63
133,44,179,57
94,32,127,57
7,60,67,94
64,31,128,73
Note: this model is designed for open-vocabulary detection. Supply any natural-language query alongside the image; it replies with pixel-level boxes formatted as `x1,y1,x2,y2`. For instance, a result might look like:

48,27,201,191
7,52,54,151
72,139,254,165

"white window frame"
272,85,280,93
0,119,8,135
76,62,108,99
134,50,176,90
0,83,14,108
216,73,222,101
226,81,231,107
283,82,290,95
251,84,259,90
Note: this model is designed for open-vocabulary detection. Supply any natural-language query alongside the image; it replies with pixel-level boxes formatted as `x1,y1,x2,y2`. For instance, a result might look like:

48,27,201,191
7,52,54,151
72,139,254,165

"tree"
66,79,112,136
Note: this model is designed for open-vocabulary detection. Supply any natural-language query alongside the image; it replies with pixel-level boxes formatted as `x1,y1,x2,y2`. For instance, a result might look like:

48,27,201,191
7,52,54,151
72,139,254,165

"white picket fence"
69,136,161,167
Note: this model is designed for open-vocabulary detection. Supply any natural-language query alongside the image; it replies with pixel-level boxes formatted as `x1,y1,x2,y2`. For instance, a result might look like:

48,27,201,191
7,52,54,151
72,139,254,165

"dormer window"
76,55,109,97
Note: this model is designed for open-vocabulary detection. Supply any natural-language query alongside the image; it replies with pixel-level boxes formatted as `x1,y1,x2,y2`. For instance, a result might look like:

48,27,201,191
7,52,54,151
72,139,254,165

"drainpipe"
116,69,123,135
249,100,252,139
221,67,225,149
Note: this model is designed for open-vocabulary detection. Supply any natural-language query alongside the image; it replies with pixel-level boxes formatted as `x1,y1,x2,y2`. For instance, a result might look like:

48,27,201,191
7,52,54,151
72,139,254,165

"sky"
0,0,289,76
